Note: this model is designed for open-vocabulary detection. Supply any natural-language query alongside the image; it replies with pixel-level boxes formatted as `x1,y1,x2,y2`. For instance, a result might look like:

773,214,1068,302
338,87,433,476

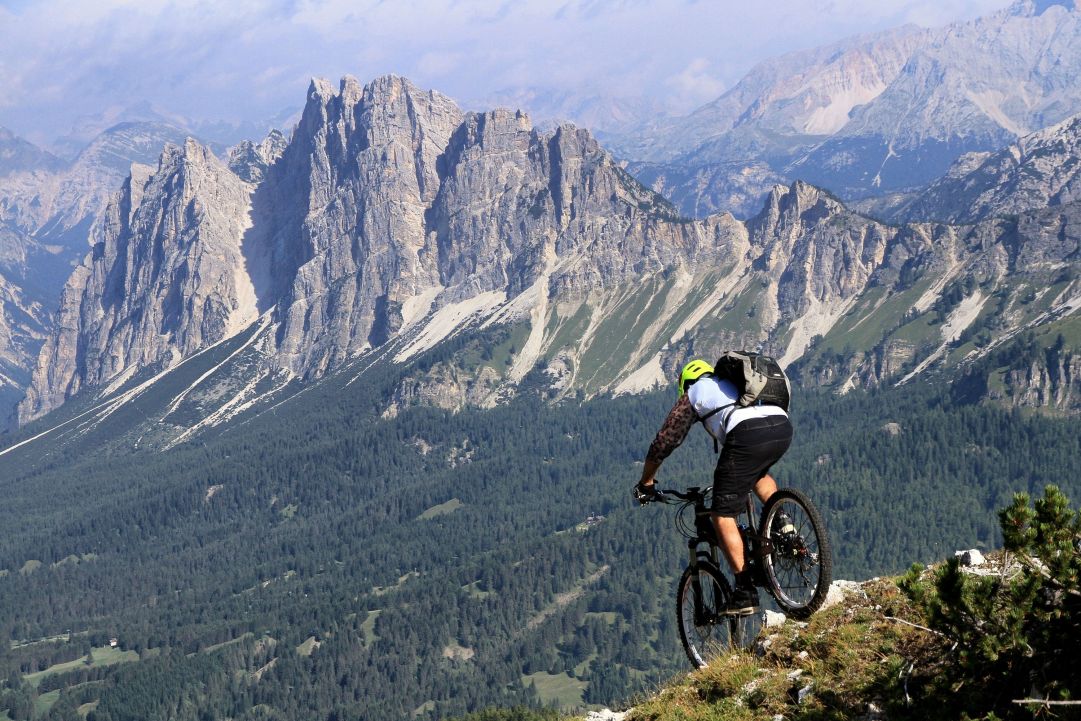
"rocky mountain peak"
17,136,258,423
0,126,63,176
227,130,287,183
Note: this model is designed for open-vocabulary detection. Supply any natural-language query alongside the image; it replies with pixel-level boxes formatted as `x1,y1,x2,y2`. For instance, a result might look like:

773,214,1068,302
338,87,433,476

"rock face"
0,122,229,424
888,113,1081,223
0,127,63,176
19,140,259,422
618,1,1081,217
17,74,1081,430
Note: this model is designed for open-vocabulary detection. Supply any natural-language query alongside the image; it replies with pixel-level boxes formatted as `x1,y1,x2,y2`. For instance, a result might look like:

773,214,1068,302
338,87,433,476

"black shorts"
711,415,793,516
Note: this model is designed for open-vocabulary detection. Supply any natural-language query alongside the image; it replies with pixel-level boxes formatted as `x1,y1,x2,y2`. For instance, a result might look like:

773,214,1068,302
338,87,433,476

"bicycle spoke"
678,565,753,667
761,491,831,614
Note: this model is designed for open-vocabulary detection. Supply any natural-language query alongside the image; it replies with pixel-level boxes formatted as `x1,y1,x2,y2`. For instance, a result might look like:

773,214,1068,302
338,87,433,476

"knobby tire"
759,488,832,619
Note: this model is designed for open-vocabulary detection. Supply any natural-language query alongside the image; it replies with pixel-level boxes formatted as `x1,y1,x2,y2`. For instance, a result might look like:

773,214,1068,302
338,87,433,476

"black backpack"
709,351,791,412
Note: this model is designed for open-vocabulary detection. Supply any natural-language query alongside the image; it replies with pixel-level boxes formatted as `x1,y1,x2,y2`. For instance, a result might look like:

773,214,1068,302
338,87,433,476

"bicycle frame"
681,491,774,622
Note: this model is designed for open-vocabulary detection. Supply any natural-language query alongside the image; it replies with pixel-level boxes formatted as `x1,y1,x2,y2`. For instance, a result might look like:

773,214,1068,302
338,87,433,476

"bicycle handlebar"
640,485,706,505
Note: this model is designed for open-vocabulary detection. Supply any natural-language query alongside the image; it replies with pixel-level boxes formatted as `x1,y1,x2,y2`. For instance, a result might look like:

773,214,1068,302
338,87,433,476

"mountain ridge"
619,0,1081,218
11,74,1081,439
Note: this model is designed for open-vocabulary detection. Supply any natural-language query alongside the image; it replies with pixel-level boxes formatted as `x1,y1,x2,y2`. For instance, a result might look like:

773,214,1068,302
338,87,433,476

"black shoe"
724,584,760,616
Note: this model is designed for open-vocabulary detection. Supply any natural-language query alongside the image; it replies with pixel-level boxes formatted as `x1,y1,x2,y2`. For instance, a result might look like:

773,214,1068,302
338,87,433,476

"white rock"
797,683,814,704
820,579,866,610
764,610,787,628
955,549,985,566
586,711,626,721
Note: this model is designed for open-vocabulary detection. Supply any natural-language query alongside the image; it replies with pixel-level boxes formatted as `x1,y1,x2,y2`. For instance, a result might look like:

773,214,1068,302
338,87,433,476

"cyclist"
635,359,793,615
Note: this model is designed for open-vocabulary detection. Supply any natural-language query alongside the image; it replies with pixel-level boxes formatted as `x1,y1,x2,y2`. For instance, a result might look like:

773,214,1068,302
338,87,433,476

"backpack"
710,351,791,411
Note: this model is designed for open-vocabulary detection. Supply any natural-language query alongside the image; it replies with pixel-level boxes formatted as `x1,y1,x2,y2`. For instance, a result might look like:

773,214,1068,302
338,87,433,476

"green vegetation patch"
583,611,617,625
543,302,592,363
296,636,320,657
577,278,671,390
360,610,381,646
200,632,255,654
521,671,587,709
483,323,531,372
33,689,60,717
25,646,139,688
703,278,765,335
625,579,941,721
417,498,464,520
462,580,494,600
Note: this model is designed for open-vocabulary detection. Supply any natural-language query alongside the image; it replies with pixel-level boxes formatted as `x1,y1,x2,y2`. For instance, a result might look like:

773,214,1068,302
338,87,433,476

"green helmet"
678,359,714,396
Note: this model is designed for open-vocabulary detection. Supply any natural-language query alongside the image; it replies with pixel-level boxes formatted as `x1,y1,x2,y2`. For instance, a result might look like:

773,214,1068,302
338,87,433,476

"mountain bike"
642,485,832,668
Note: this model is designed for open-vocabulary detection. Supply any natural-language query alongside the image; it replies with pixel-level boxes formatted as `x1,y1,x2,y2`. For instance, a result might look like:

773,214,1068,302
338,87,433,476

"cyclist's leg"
754,474,778,503
711,418,792,573
712,513,745,573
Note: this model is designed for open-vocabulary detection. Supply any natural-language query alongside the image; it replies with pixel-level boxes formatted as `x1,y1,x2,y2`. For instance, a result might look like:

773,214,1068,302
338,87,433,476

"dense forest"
0,334,1078,720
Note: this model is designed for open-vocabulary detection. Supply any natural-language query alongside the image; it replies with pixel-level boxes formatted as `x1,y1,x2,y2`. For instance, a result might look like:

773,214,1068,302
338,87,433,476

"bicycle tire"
759,488,832,619
676,562,750,668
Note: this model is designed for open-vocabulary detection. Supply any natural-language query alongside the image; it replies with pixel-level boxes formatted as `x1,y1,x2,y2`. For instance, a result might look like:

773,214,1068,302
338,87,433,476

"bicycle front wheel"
759,488,832,619
676,563,753,668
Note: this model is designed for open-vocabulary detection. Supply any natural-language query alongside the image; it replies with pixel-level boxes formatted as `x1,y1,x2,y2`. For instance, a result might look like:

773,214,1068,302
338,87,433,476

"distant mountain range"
0,0,1080,444
0,70,1071,453
613,0,1081,218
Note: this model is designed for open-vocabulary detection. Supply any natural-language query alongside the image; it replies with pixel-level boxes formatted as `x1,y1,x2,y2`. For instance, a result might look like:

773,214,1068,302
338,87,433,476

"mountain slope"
0,122,201,424
16,78,1081,440
883,112,1081,224
2,343,1079,720
621,0,1081,218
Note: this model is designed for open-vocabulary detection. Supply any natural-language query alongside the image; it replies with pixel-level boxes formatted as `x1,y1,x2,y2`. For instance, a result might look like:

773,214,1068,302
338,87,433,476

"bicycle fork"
688,540,721,625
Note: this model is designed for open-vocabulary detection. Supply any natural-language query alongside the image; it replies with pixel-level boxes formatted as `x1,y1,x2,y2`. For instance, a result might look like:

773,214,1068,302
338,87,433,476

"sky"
0,0,1013,147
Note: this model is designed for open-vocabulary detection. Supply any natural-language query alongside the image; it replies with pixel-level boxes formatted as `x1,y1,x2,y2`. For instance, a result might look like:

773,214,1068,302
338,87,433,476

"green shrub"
900,485,1080,718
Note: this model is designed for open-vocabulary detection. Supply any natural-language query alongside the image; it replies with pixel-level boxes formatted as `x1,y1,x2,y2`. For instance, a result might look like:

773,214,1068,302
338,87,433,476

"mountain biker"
635,359,793,615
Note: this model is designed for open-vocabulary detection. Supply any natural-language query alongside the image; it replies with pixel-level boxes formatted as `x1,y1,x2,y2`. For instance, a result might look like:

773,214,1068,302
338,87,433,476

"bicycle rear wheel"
676,563,758,668
759,488,832,619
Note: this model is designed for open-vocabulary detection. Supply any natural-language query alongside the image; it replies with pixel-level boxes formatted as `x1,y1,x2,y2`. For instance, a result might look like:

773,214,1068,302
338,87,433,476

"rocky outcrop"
227,130,288,183
891,113,1081,223
18,140,258,422
1000,348,1081,411
0,127,63,176
263,75,743,379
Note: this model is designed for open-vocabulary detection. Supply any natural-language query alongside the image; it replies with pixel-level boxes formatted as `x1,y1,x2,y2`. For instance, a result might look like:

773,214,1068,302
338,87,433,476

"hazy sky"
0,0,1012,145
